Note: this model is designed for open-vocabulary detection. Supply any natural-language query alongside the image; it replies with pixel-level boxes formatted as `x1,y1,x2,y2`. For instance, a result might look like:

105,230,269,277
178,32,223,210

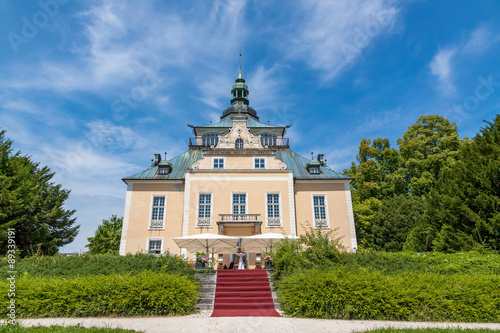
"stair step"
213,303,276,310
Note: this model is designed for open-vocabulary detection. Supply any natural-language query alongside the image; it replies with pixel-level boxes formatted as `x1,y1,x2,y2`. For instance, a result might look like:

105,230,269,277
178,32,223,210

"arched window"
235,138,244,149
202,133,219,146
260,133,277,147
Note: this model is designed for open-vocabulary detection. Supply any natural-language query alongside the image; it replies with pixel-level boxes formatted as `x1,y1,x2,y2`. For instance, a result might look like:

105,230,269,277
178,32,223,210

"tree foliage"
86,215,123,255
345,114,500,252
0,130,79,257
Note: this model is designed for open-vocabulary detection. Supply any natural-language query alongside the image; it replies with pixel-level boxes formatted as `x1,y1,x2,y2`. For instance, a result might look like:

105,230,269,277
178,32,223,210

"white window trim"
231,192,248,215
212,157,226,169
265,192,282,227
311,194,330,229
196,192,213,228
253,157,267,170
146,237,163,255
148,194,167,230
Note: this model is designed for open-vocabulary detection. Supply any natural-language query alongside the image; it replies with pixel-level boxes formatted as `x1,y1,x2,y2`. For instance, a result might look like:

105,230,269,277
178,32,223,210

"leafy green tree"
372,194,427,252
0,130,79,257
397,115,461,196
426,115,500,252
86,215,123,254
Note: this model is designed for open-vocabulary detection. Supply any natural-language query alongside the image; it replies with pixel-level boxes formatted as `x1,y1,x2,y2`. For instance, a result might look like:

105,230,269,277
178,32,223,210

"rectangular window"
232,193,246,215
148,239,162,254
254,158,266,169
197,193,212,227
213,158,225,169
150,196,165,228
267,193,281,227
313,195,328,228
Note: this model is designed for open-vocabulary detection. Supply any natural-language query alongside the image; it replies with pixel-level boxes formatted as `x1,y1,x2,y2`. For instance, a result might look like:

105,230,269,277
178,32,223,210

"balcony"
216,214,262,234
188,138,290,149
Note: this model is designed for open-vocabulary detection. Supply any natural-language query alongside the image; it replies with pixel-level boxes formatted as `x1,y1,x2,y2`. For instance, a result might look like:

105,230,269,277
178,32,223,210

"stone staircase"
195,269,281,312
195,272,216,311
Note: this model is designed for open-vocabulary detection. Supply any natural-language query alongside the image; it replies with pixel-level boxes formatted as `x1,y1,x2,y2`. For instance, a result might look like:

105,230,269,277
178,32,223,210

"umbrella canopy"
240,233,298,253
173,233,240,254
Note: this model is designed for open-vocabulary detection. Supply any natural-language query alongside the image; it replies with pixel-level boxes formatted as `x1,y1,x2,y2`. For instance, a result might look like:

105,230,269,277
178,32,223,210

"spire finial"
238,48,242,78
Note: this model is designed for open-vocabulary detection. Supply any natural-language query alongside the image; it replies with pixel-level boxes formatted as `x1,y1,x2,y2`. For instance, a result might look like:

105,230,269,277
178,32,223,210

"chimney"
317,154,325,166
153,153,161,166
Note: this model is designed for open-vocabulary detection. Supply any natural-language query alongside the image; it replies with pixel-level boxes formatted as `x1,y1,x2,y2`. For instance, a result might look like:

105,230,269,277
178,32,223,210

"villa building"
119,65,357,267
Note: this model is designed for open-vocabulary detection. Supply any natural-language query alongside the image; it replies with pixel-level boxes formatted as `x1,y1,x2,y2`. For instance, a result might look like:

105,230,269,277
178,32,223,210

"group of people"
222,252,247,269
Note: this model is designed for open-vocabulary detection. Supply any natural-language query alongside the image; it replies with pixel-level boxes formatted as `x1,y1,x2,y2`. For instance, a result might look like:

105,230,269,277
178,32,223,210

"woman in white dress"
235,253,246,269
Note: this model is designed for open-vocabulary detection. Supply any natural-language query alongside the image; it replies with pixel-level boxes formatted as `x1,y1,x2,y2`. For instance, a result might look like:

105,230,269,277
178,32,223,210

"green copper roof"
274,149,348,180
123,150,204,181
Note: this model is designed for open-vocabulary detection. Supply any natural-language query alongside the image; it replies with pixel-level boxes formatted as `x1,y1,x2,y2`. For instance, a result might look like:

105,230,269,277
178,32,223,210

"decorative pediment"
216,118,264,149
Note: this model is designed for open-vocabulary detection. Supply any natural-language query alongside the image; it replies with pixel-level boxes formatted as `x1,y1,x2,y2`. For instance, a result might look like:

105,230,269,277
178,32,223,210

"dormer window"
158,167,169,175
235,138,244,149
306,160,322,175
309,167,320,174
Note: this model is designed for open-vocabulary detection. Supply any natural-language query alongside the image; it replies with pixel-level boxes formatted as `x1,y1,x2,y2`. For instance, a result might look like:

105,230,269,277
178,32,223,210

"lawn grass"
366,329,498,333
0,325,140,333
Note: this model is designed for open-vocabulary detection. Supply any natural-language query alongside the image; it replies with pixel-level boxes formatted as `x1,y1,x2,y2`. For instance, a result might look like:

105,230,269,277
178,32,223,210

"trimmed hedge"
277,267,500,322
0,272,198,317
344,251,500,276
0,254,194,280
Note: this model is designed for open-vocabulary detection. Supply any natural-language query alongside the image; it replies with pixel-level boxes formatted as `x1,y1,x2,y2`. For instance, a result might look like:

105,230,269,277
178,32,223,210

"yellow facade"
119,70,357,266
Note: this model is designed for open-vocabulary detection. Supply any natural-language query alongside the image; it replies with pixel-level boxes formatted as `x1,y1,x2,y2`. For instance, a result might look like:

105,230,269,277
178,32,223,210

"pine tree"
0,130,79,257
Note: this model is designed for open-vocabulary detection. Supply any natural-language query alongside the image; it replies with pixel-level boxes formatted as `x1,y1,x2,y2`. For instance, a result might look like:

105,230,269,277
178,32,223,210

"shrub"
343,251,500,276
0,272,198,318
277,267,500,322
270,226,346,280
0,253,194,280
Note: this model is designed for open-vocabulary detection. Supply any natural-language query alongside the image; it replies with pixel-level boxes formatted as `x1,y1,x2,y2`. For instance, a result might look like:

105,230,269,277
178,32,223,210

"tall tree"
86,215,123,255
427,115,500,252
0,130,79,257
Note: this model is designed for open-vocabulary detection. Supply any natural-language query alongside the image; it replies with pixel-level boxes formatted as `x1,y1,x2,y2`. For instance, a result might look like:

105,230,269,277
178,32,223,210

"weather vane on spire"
239,47,242,78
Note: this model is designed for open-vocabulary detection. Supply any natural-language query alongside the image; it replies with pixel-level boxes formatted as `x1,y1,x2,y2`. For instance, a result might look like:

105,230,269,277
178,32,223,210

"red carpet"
211,270,281,317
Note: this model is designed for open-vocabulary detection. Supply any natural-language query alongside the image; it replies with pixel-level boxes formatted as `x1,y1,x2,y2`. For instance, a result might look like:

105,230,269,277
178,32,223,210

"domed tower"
222,54,259,120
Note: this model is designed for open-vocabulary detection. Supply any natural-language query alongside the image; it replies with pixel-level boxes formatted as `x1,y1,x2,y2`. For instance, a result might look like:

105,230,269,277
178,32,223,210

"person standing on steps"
235,249,246,269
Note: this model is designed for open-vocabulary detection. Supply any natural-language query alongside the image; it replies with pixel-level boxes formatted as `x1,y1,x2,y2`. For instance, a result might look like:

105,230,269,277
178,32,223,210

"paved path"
13,312,500,333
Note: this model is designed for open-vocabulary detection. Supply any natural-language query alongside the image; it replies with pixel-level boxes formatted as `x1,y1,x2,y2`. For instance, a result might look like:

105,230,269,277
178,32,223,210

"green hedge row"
277,267,500,322
0,272,198,317
343,251,500,276
0,254,195,280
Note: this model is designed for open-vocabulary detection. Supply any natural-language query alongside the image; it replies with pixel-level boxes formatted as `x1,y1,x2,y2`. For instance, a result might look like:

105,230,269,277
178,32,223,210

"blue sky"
1,1,500,253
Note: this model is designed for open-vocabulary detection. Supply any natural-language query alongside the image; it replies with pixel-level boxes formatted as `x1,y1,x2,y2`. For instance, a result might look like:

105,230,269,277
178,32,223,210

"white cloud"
85,120,147,150
348,107,402,135
429,48,457,95
462,26,500,55
429,26,500,96
285,0,399,81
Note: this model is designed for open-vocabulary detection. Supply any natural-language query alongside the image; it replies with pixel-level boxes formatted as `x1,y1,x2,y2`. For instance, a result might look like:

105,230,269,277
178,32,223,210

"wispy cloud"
285,0,399,81
429,48,457,95
429,25,500,96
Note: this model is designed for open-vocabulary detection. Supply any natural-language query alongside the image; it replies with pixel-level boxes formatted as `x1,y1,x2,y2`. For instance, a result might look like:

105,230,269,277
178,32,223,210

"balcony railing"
219,214,260,221
267,217,282,227
217,213,262,234
188,138,290,148
197,217,212,227
149,219,164,229
314,219,329,229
